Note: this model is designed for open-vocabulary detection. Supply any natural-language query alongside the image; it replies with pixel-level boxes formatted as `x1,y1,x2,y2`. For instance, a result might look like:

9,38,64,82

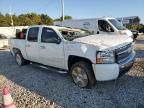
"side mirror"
110,28,114,32
54,37,61,44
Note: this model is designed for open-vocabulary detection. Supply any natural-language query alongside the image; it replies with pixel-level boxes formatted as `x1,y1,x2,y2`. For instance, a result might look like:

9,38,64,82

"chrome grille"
116,43,132,63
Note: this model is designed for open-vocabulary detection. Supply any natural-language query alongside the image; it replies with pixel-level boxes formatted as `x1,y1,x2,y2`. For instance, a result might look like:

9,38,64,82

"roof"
54,17,116,23
117,16,140,20
28,25,67,29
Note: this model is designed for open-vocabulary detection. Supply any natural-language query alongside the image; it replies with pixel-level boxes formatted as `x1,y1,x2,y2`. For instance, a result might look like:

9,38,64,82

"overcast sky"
0,0,144,23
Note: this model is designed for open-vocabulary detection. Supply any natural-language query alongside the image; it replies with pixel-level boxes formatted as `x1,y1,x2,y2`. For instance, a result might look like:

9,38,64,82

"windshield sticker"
46,30,53,32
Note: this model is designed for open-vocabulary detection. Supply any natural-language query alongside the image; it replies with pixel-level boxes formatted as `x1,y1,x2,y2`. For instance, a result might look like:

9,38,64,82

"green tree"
126,24,144,33
26,13,41,25
18,14,33,26
0,12,54,27
64,16,72,20
40,14,53,25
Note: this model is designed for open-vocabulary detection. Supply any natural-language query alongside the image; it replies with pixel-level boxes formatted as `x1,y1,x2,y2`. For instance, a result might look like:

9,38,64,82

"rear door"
39,27,65,69
26,27,40,62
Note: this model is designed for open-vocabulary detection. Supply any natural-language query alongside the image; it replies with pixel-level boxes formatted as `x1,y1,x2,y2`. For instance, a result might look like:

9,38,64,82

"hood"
120,29,133,37
73,34,133,50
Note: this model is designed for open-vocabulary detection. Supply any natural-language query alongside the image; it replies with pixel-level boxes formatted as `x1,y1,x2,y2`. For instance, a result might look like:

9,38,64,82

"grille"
116,43,132,63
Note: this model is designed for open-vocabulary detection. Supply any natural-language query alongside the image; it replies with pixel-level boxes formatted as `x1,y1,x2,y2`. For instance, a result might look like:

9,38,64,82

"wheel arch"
12,48,21,55
68,55,93,70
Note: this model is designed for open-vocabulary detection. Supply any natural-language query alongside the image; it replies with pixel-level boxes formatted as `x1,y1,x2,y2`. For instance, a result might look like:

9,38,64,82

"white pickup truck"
9,25,135,88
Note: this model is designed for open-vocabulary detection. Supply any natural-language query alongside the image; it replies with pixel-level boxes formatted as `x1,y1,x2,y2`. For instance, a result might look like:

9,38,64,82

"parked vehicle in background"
139,29,144,33
0,34,8,49
54,17,133,38
9,25,135,88
131,30,139,39
0,26,29,38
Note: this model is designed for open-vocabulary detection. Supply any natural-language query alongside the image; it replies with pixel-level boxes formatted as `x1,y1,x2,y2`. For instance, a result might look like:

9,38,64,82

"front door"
26,27,40,62
39,27,65,69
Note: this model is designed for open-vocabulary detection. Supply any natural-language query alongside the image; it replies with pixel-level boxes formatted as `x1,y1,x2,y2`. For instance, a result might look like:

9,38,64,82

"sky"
0,0,144,23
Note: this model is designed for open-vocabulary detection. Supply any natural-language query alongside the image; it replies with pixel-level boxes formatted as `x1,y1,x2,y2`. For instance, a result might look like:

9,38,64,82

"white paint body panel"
92,64,119,81
74,34,133,50
121,29,133,37
39,42,65,69
9,39,28,59
64,42,97,69
25,42,39,62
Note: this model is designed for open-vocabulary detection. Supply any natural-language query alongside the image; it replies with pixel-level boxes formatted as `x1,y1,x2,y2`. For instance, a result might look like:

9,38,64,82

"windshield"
109,19,126,30
59,28,93,41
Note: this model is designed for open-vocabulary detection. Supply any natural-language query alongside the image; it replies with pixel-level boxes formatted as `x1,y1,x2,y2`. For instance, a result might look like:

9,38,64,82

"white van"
54,17,133,37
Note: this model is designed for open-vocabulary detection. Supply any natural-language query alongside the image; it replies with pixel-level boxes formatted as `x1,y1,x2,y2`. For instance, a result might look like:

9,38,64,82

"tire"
133,34,138,40
70,61,96,88
15,51,29,66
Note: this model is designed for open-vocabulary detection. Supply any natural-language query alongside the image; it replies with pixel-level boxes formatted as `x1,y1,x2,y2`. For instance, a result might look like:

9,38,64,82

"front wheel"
70,61,96,88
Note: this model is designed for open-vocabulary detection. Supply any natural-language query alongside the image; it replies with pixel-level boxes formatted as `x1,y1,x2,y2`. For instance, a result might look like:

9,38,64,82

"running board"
30,62,68,74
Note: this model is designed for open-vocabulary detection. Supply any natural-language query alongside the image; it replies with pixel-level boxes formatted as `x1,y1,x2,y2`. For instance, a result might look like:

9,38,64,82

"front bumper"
92,51,135,81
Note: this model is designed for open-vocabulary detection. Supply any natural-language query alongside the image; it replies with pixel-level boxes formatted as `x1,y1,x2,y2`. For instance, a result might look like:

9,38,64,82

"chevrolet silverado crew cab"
9,25,135,88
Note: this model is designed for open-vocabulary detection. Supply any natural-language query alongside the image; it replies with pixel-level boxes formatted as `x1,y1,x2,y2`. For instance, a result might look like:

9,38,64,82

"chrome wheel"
16,54,22,65
72,66,88,87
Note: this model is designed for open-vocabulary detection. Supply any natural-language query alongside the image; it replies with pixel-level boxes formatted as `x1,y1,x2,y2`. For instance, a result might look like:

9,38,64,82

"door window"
41,27,59,43
98,20,114,32
27,27,39,42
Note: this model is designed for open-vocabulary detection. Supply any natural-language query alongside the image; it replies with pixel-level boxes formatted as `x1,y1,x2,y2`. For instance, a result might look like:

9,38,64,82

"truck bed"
9,38,27,58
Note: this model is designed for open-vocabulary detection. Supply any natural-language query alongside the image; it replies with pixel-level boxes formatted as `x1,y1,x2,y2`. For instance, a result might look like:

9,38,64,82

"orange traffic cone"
2,86,16,108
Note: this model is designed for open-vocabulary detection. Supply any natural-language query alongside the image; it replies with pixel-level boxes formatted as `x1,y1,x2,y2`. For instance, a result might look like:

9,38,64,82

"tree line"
0,12,72,27
0,12,144,33
126,24,144,33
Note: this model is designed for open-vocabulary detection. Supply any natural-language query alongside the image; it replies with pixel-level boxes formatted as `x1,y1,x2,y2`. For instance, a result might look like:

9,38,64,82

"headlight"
96,50,115,64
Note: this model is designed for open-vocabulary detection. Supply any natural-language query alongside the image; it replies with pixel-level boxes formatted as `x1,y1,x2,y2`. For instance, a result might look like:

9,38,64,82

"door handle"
40,46,46,49
26,44,30,47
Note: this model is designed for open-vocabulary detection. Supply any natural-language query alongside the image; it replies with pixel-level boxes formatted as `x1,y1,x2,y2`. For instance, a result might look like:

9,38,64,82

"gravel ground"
0,35,144,108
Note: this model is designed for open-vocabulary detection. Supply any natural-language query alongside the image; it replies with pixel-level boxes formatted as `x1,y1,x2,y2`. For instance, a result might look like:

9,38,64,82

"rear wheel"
70,61,96,88
15,51,29,66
